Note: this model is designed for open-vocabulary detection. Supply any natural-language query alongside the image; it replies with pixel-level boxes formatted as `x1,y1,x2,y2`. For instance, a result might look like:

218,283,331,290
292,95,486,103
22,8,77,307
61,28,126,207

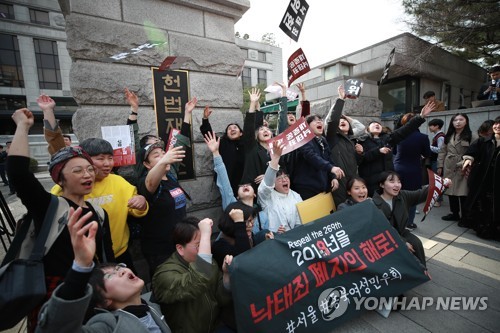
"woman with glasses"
7,108,114,332
258,142,302,233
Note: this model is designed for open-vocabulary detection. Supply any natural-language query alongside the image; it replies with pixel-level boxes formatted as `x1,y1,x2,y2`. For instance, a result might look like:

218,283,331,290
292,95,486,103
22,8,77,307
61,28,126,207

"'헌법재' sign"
230,201,430,333
152,68,194,180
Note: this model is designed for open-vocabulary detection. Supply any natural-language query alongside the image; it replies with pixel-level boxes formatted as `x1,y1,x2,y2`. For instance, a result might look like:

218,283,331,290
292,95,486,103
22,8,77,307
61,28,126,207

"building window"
34,39,62,90
258,51,266,62
0,34,24,88
242,67,251,88
0,3,15,20
378,76,419,117
30,9,50,25
324,64,338,81
258,69,266,86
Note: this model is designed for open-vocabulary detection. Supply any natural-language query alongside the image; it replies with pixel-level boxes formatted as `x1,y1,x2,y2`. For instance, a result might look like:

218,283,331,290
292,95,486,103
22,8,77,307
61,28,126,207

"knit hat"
49,146,93,183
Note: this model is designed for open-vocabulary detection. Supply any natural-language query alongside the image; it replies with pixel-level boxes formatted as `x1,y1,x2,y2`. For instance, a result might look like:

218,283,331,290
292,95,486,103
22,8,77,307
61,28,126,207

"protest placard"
287,48,310,86
421,169,445,221
379,47,396,85
101,125,136,167
267,117,315,156
279,0,309,42
230,201,430,333
151,68,194,180
344,79,364,99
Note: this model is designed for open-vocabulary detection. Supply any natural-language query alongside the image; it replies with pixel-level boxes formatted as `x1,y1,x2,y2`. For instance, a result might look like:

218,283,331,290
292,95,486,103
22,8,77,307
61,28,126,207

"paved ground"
1,173,499,332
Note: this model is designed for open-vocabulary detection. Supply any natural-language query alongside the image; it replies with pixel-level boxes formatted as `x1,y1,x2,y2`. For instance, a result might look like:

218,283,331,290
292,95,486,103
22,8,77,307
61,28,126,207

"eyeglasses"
185,243,200,250
103,263,127,280
67,165,95,176
276,175,289,181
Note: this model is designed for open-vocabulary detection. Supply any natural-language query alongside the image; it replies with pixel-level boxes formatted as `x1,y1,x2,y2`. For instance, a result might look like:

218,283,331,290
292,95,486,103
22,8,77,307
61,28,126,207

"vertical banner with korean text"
279,0,309,42
379,47,396,85
421,169,445,221
152,68,194,180
287,48,310,86
230,201,430,333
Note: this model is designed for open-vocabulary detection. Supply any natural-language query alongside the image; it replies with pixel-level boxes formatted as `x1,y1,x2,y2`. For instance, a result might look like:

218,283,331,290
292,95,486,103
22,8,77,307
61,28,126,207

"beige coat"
437,133,478,196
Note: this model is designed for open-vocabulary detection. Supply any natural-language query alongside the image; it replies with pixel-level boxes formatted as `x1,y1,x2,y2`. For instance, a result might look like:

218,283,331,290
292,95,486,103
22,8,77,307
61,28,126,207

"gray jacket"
36,283,171,333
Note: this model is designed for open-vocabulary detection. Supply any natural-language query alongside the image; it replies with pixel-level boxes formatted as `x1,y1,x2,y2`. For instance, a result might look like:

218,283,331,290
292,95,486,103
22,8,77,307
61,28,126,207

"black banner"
151,68,194,180
379,47,395,86
230,201,430,332
279,0,309,42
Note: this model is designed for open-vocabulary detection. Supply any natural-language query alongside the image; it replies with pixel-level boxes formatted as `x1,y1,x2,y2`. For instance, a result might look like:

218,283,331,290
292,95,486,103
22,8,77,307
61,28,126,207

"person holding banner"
461,116,500,239
373,171,452,267
358,102,435,196
291,113,342,200
152,217,233,333
258,142,302,233
337,177,370,210
325,86,365,205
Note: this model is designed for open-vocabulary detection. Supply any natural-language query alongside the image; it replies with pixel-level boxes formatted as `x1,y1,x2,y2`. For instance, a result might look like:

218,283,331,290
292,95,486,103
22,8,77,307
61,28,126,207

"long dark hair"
444,113,472,144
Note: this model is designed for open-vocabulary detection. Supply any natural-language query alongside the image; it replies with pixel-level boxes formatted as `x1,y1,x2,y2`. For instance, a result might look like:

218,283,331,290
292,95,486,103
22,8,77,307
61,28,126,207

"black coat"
464,136,500,221
324,99,360,205
358,115,426,196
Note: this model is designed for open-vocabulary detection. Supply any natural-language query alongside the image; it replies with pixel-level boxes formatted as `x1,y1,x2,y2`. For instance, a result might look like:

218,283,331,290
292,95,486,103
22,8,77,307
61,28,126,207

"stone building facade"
56,0,250,219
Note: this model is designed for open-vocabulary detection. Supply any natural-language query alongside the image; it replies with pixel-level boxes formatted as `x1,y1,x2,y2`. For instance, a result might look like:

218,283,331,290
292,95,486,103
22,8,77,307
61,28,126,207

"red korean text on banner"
267,117,315,156
421,169,445,221
279,0,310,42
287,48,310,86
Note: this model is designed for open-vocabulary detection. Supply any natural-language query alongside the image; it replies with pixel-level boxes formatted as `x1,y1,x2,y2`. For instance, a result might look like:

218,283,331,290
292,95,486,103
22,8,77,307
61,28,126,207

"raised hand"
203,106,213,119
12,108,34,128
124,88,139,110
420,101,436,118
198,218,213,235
249,87,261,103
337,85,346,100
274,82,287,97
36,94,56,111
229,208,244,223
204,131,220,154
185,97,198,115
67,207,98,268
161,145,185,165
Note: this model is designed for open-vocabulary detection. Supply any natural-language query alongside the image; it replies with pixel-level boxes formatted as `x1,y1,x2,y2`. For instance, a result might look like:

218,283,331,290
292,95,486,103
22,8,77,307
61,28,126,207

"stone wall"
57,0,250,218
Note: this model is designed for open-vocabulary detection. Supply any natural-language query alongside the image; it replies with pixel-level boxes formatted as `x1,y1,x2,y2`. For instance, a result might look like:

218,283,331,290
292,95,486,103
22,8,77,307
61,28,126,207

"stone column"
58,0,250,219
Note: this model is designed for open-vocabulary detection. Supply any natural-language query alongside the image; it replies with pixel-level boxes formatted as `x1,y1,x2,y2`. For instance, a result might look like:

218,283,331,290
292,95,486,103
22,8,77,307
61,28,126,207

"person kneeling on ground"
372,171,451,268
36,207,172,333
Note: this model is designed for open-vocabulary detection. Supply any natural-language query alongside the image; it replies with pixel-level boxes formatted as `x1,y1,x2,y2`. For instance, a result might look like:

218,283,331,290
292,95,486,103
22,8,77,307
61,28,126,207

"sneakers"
415,210,420,214
442,213,460,221
433,202,441,207
407,223,418,230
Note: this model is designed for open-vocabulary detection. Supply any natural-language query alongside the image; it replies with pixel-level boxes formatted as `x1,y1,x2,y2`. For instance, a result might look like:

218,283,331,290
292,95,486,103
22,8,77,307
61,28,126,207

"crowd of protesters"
3,77,499,332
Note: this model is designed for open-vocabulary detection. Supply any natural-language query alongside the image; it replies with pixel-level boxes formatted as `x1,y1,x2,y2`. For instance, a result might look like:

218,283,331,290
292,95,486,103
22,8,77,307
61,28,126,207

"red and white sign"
421,169,446,221
267,117,315,156
287,48,310,86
